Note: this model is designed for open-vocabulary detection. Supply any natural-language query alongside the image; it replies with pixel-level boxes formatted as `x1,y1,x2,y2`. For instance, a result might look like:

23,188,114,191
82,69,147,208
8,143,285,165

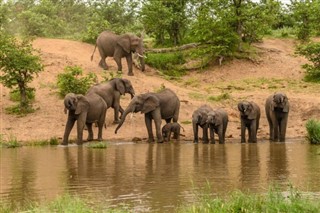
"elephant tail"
91,44,97,61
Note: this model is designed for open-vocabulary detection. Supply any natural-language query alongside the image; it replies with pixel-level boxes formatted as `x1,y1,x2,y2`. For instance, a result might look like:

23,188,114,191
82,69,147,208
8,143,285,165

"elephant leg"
240,120,246,143
165,118,172,123
167,130,172,142
126,55,134,76
98,49,108,70
76,121,86,145
218,127,225,144
145,115,154,142
87,123,94,141
113,105,120,124
193,123,199,143
279,117,288,142
114,56,123,73
202,125,209,144
249,122,257,143
154,116,163,143
209,127,215,144
119,105,124,119
176,129,180,141
62,117,76,145
273,121,280,142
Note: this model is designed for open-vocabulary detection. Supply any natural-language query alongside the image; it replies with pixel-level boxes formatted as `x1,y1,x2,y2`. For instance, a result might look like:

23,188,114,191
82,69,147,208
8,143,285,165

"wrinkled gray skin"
62,93,107,145
206,109,229,144
91,31,145,76
115,89,180,143
162,122,185,142
192,105,213,144
238,101,261,143
265,92,290,142
86,78,135,124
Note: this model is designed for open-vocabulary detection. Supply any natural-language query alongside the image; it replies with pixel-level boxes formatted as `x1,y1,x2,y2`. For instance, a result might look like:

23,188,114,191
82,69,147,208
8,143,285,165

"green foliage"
100,71,122,83
87,142,109,149
208,93,231,102
177,185,320,213
0,134,21,148
57,66,97,97
146,52,185,70
26,137,59,146
81,12,110,44
295,42,320,82
9,88,35,102
306,119,320,144
0,32,43,112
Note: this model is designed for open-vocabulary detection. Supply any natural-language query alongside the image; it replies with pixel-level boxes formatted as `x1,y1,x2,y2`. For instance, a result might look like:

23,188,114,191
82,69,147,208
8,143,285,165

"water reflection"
267,143,289,185
1,142,320,211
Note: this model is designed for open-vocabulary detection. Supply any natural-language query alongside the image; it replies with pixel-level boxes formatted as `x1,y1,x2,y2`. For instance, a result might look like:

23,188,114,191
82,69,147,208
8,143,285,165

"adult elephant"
91,31,145,76
86,78,135,124
192,105,213,144
238,101,261,143
62,93,107,145
115,89,180,143
206,108,229,144
265,92,290,142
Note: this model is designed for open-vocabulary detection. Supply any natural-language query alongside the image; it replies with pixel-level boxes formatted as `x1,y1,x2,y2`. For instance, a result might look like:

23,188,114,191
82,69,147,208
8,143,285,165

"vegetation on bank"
1,186,319,213
306,119,320,144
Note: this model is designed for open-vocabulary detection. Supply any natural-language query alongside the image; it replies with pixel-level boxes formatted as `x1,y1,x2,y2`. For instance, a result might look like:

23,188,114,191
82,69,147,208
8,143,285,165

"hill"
1,38,320,143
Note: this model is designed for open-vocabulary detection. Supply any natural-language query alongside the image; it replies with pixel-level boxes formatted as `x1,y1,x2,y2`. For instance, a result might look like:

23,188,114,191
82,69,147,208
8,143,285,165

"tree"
140,0,189,45
0,33,43,113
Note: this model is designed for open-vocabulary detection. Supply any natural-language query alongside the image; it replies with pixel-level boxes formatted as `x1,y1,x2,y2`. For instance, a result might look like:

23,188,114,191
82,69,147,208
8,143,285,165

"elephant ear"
199,114,207,126
141,95,159,114
237,102,245,114
75,95,89,115
117,35,130,53
213,112,222,126
115,79,125,95
248,103,257,120
283,95,289,112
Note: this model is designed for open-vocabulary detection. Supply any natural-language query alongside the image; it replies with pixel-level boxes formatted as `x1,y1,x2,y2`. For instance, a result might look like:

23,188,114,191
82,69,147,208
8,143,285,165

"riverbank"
1,38,320,144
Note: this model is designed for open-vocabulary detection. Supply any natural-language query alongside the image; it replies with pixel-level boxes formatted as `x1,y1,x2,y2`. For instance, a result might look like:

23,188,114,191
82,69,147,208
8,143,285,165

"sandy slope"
1,38,320,143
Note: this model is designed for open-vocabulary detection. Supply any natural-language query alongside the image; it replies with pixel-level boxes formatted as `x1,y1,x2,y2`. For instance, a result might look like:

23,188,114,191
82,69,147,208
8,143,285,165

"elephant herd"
62,77,290,145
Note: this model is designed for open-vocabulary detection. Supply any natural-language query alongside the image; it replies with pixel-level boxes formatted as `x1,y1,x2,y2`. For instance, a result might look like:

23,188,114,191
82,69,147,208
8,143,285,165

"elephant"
62,93,108,145
192,105,213,144
86,78,135,124
206,108,229,144
238,101,261,143
115,88,180,143
91,31,145,76
162,122,185,142
265,92,290,142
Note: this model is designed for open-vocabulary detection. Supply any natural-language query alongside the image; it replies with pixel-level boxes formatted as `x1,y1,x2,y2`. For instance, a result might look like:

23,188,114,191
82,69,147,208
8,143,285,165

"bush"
306,119,320,144
295,42,320,82
146,52,185,70
57,66,97,97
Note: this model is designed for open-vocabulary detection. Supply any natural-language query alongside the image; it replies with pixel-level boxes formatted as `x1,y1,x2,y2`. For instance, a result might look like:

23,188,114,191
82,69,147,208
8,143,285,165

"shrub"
295,42,320,82
146,52,185,71
57,66,97,97
306,119,320,144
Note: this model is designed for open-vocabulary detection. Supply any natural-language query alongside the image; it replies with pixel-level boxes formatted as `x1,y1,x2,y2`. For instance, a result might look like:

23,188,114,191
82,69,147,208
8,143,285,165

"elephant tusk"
137,53,147,58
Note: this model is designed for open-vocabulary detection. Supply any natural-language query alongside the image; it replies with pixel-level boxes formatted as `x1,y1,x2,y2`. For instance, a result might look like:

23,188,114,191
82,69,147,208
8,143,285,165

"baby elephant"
206,109,229,144
238,101,261,143
162,122,185,142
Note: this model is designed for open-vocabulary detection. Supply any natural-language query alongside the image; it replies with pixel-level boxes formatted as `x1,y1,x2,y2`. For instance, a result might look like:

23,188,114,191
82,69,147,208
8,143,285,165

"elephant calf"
206,108,229,144
192,105,213,143
162,122,185,142
265,92,290,142
238,101,261,143
62,93,107,145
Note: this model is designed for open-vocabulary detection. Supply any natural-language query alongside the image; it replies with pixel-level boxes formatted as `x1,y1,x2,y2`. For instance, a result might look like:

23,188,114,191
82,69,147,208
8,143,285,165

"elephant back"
156,89,180,120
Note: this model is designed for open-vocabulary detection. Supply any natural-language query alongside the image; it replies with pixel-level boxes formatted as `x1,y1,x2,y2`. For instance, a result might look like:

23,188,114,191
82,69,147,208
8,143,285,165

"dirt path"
1,38,320,143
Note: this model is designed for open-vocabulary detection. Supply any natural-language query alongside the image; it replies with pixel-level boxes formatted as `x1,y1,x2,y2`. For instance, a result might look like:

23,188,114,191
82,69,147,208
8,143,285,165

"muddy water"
1,141,320,212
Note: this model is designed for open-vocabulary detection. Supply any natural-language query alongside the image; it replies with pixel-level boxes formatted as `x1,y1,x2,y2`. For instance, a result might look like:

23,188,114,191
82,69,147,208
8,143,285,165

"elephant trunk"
115,106,134,134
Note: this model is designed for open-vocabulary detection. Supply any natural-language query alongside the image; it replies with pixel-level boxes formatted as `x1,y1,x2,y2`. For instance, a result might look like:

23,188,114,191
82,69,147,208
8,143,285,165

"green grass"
177,185,320,213
86,141,109,149
306,119,320,144
26,137,59,146
0,135,21,148
207,93,231,102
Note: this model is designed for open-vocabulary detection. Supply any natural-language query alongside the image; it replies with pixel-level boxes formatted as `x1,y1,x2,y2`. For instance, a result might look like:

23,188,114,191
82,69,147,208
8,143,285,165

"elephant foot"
61,142,68,146
98,137,103,141
147,138,155,143
87,138,93,141
128,72,134,76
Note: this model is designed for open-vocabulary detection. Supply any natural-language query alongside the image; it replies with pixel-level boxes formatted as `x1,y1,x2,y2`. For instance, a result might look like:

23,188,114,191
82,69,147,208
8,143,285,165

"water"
1,140,320,212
